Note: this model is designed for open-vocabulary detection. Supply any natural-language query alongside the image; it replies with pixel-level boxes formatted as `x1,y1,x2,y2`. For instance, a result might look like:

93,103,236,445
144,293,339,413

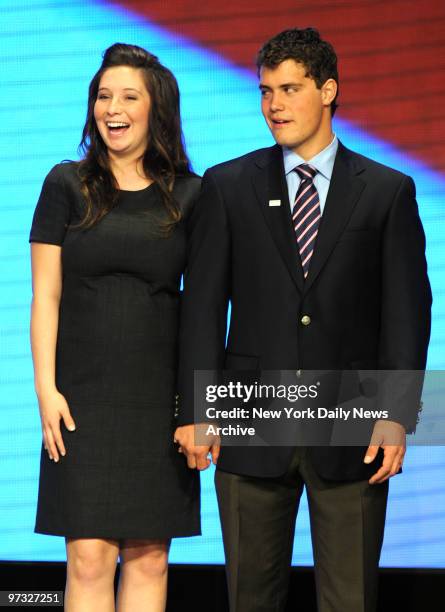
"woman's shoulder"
173,174,201,204
50,160,81,183
42,160,81,191
30,162,83,245
39,162,86,219
173,173,202,216
174,173,201,190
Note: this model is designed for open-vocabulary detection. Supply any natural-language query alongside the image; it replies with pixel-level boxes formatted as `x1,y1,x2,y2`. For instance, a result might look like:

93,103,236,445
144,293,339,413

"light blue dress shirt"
283,134,339,214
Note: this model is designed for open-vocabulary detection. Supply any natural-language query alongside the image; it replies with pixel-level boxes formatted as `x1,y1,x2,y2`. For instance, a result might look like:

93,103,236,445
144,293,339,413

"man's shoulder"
205,145,278,181
340,144,409,184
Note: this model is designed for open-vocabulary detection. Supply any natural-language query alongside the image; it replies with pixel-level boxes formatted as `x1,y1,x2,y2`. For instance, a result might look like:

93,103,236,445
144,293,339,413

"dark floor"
0,562,442,610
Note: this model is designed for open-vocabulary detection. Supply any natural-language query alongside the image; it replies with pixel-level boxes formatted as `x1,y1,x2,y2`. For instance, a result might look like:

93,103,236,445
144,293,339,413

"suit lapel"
303,143,366,293
250,143,366,295
252,145,305,293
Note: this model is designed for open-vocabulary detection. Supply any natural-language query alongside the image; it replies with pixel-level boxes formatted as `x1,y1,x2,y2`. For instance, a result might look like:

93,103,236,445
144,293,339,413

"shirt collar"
283,133,338,180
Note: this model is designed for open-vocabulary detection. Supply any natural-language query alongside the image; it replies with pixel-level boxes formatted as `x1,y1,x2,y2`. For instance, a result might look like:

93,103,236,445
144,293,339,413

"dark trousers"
215,448,389,612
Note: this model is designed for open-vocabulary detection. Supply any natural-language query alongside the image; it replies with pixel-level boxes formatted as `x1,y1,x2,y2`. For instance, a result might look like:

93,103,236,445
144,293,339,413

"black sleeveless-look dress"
29,162,200,539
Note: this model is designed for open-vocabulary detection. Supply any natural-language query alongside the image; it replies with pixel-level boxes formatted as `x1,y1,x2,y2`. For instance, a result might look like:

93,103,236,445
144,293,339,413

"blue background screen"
0,0,444,567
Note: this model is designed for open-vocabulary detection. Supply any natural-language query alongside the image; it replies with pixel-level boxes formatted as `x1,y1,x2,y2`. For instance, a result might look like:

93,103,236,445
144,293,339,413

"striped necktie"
292,164,321,278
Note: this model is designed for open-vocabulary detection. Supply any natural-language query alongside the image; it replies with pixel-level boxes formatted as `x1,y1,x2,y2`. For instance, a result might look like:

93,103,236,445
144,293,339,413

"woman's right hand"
37,389,76,462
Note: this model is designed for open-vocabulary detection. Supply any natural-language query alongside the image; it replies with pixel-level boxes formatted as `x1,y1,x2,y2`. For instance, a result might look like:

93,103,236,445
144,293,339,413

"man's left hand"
364,419,406,485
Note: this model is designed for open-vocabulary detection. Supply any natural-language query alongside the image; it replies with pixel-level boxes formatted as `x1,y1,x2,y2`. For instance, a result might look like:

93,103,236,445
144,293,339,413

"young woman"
29,43,200,612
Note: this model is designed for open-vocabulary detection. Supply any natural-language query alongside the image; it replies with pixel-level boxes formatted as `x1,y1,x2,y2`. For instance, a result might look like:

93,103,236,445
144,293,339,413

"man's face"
260,59,335,158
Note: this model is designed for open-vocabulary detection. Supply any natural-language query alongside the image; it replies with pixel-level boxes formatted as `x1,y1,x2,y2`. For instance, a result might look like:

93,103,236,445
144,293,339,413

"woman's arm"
30,243,76,462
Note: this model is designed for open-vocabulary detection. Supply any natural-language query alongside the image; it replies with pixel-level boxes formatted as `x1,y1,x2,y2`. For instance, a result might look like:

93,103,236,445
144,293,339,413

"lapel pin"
269,199,281,207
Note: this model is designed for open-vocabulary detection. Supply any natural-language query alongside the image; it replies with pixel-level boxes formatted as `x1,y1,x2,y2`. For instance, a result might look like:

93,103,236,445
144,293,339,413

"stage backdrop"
0,0,444,566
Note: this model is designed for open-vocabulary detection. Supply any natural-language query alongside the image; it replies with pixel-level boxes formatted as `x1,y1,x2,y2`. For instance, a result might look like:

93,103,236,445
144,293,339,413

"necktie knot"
295,164,317,181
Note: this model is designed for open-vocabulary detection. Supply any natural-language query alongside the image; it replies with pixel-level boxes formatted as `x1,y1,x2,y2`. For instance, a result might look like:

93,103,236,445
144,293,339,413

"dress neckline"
119,182,155,194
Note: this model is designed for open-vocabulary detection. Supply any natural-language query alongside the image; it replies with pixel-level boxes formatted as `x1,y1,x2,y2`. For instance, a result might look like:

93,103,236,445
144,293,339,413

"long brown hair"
77,43,192,232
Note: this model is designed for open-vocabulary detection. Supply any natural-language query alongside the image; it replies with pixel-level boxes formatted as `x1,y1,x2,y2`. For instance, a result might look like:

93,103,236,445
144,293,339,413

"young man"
175,28,431,612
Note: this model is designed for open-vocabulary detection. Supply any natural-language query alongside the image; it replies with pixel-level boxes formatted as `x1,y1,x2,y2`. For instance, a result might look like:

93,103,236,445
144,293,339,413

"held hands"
37,388,76,462
364,419,406,485
174,424,220,470
175,419,406,479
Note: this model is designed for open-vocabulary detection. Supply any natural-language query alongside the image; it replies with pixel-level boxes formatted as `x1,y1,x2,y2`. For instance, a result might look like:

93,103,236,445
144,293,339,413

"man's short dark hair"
256,27,339,116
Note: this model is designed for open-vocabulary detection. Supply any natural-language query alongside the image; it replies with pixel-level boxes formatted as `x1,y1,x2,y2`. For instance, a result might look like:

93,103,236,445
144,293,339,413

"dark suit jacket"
178,142,432,481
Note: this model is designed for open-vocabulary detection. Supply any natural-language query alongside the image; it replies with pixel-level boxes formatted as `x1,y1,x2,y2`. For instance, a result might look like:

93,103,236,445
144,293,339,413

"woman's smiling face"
94,65,151,159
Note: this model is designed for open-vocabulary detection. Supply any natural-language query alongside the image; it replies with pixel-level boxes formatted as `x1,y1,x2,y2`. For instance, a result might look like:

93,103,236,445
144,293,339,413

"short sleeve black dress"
29,162,200,539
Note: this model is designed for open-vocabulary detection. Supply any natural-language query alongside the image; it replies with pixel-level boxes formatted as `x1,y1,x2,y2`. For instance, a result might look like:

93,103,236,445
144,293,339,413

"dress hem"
34,526,201,540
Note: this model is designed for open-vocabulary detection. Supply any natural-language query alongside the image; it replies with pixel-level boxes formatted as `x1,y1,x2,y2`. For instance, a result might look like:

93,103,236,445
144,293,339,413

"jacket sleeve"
177,169,231,426
377,175,432,432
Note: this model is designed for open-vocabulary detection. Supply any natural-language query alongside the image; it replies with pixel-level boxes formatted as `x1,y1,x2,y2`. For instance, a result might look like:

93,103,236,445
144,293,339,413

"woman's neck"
109,154,152,190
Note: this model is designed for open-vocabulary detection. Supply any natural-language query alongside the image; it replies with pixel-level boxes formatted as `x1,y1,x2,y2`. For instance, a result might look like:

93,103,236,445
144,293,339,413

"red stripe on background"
112,0,445,171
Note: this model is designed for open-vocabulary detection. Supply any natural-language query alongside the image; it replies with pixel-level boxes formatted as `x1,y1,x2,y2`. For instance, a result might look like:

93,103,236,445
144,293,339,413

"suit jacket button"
301,315,311,326
296,369,302,378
